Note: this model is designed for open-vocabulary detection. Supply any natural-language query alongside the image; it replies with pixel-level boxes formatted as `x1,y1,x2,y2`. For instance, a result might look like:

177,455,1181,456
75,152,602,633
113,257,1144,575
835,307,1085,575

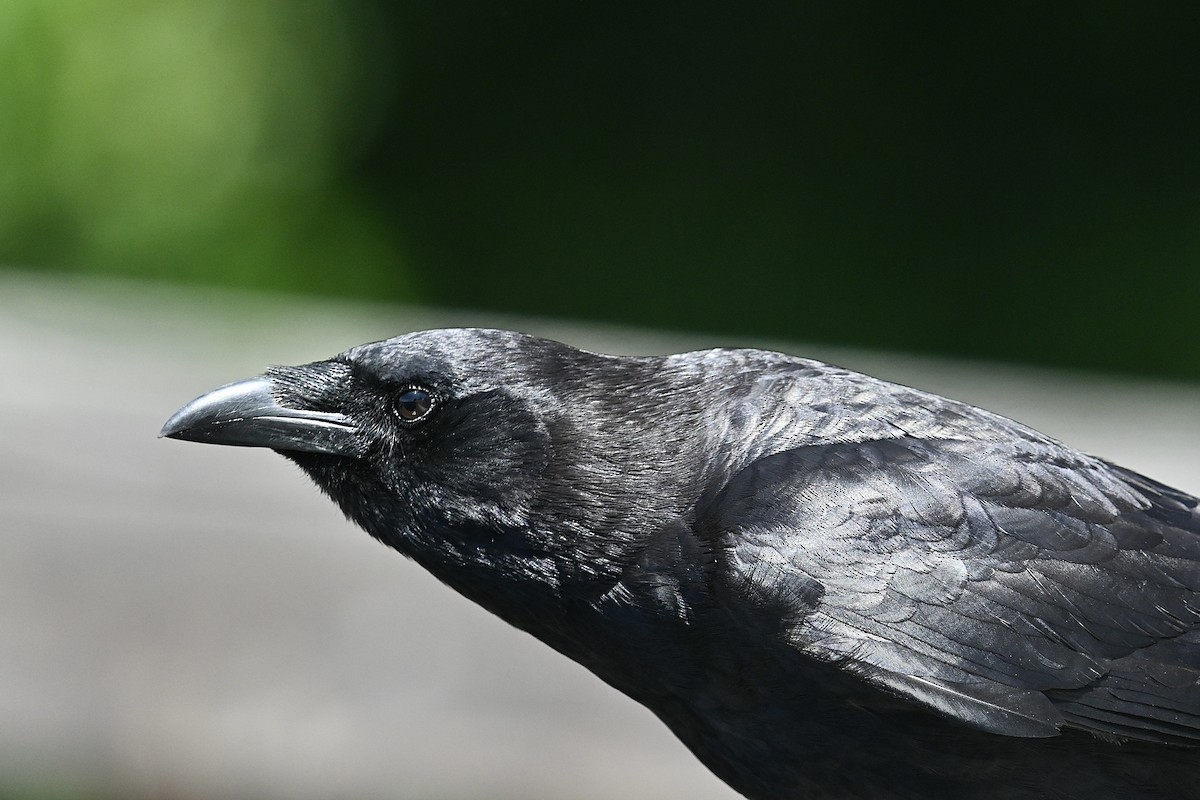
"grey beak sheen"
160,376,365,457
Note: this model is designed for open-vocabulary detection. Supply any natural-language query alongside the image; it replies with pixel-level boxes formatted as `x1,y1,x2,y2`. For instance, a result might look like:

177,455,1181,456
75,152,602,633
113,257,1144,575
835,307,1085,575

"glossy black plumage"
162,329,1200,799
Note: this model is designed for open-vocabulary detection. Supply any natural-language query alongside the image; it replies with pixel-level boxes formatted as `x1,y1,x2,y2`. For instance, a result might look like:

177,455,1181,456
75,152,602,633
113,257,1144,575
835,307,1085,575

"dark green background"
3,2,1198,379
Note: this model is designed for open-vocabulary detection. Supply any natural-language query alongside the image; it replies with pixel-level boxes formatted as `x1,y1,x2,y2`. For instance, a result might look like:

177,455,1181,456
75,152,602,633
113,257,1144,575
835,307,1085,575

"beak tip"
159,401,206,441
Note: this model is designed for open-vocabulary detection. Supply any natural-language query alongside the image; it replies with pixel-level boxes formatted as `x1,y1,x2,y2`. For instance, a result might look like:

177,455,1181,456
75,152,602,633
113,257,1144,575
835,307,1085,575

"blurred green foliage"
2,2,1198,379
0,1,411,298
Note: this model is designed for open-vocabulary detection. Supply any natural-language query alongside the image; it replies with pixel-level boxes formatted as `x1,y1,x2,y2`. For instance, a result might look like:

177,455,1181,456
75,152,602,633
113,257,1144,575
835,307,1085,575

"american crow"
161,329,1200,800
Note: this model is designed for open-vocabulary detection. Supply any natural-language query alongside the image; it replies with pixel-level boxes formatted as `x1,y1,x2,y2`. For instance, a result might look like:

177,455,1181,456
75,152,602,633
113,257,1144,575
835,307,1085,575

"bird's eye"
393,387,434,423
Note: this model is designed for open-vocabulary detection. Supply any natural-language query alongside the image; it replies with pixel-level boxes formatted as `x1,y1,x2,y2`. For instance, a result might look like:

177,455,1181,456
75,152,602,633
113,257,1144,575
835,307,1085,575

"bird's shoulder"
693,371,1200,743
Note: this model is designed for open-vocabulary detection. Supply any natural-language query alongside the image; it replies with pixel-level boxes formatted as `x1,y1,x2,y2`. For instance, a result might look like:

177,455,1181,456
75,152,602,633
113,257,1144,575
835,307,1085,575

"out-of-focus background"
1,3,1198,799
4,2,1199,380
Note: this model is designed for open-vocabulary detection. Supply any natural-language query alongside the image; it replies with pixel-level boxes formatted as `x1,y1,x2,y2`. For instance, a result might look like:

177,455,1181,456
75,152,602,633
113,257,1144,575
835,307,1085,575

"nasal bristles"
265,360,354,411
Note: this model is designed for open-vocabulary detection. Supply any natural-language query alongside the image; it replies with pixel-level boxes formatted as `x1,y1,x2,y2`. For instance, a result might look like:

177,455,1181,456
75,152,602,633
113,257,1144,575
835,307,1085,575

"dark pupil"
396,389,431,421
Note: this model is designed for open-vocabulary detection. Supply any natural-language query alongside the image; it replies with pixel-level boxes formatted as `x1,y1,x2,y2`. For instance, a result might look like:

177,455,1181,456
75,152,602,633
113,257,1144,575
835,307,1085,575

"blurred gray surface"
1,270,1197,799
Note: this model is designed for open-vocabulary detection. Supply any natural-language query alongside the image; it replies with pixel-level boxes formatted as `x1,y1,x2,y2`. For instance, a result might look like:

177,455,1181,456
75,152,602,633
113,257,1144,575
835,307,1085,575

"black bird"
161,329,1200,800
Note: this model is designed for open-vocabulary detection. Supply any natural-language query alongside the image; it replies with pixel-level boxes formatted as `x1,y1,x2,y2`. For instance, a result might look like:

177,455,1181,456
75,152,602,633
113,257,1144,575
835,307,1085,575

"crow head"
161,328,707,627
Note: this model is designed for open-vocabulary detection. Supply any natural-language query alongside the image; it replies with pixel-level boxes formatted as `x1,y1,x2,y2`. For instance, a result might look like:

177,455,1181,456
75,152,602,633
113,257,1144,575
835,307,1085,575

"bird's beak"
159,376,365,457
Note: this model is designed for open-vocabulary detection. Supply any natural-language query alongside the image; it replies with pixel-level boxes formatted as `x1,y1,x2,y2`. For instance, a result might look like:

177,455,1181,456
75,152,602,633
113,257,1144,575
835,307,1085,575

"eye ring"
393,386,435,424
